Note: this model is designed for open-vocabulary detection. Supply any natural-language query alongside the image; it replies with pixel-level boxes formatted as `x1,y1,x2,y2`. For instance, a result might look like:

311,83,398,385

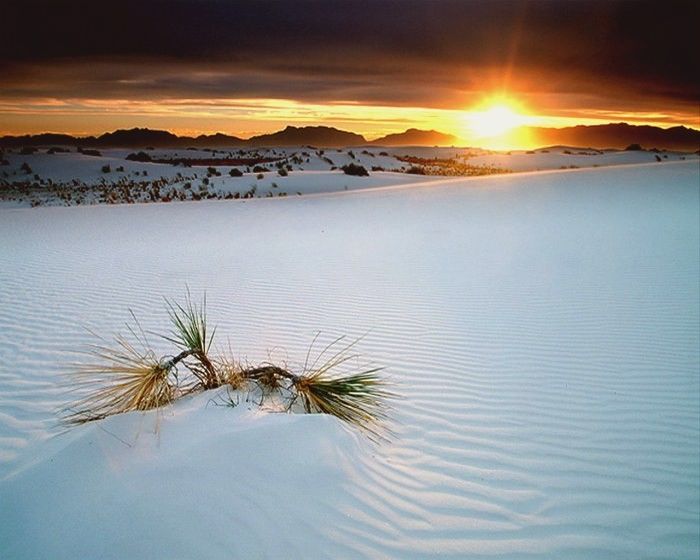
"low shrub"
341,163,369,177
406,166,425,175
126,151,152,162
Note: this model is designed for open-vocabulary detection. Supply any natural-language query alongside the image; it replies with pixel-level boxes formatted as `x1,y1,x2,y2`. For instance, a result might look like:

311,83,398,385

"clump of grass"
293,370,390,438
162,291,220,389
289,335,393,439
64,293,393,438
64,319,175,425
216,353,247,391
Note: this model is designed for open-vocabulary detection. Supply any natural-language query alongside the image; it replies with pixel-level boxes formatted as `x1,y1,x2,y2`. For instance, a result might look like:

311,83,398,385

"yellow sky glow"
0,95,697,149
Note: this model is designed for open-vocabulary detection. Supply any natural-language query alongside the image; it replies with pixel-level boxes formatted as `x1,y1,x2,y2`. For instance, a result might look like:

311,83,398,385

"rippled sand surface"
1,162,698,559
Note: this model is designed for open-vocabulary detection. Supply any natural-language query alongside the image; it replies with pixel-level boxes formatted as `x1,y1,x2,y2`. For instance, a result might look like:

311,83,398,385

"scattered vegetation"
229,168,243,177
397,156,509,177
625,143,643,151
63,293,392,439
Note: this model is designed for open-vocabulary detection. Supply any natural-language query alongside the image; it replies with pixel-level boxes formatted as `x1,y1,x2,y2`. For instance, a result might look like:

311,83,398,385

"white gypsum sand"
0,146,696,207
0,161,698,559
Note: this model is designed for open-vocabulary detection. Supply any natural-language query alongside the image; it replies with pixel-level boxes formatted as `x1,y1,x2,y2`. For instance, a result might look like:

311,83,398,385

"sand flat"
0,162,698,559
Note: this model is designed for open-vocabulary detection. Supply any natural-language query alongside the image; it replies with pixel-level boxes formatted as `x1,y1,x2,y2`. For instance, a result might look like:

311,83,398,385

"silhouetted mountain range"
370,128,458,146
524,123,700,151
248,125,365,147
1,123,698,151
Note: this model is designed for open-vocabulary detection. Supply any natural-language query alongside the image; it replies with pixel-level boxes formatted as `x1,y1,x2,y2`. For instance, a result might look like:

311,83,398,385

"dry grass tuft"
64,333,174,425
290,335,394,438
217,355,248,391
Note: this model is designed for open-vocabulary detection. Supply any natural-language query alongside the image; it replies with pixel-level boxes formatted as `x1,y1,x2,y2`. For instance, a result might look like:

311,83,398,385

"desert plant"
126,151,152,162
162,292,220,389
65,293,392,437
288,335,392,438
341,163,369,177
64,315,175,425
406,166,425,175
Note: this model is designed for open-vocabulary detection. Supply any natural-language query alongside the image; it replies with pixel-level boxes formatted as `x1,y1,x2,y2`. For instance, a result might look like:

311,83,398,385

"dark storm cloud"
1,0,698,108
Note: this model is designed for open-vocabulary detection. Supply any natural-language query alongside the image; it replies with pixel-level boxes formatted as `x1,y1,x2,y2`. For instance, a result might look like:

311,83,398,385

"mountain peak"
371,128,458,146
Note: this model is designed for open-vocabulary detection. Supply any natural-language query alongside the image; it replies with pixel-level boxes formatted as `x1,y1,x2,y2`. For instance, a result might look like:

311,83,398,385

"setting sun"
469,102,528,138
460,98,535,149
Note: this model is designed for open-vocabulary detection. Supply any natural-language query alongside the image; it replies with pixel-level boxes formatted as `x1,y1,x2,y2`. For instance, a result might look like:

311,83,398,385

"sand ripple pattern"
0,163,698,558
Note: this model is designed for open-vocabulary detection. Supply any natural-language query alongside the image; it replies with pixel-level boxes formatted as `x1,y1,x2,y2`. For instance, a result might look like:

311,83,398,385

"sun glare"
470,103,527,138
460,98,535,149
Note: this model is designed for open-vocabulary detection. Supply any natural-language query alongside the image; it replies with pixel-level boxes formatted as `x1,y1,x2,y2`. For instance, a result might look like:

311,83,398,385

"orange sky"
2,1,698,147
1,95,698,150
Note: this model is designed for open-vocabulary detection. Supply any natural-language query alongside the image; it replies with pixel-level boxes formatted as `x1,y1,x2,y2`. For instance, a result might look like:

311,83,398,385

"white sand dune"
0,162,698,559
2,146,696,208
